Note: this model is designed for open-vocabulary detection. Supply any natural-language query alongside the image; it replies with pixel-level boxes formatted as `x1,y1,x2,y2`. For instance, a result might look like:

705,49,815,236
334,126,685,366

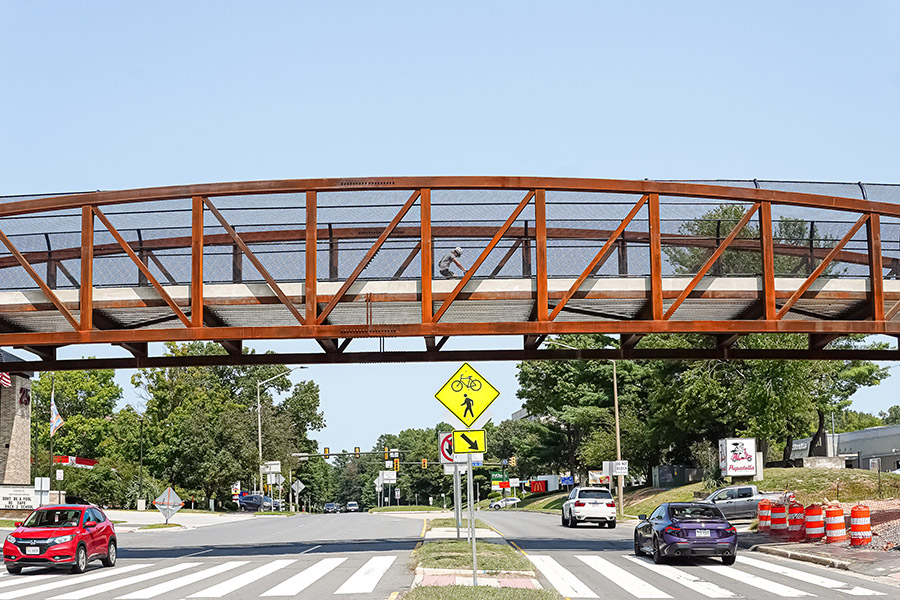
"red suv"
4,505,117,574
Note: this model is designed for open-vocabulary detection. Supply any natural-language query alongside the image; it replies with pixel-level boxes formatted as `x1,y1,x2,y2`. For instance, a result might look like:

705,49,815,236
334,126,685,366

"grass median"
427,518,490,530
403,587,560,600
138,523,182,530
370,505,446,513
414,540,531,572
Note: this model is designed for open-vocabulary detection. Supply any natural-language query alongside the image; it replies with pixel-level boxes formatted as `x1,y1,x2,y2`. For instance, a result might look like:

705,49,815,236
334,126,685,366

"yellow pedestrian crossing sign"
435,363,499,427
453,430,486,454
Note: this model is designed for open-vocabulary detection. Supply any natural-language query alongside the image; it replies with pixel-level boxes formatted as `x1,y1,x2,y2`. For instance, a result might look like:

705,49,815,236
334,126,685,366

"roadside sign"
55,469,64,481
612,460,629,476
267,473,285,485
588,470,609,485
439,432,456,464
263,461,282,474
381,470,397,483
509,477,520,487
452,430,486,454
291,480,305,494
153,487,183,523
435,363,499,428
561,476,574,485
395,489,400,500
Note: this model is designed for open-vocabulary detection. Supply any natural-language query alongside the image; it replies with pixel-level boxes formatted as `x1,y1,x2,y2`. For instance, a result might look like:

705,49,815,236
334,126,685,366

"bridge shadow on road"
119,537,421,560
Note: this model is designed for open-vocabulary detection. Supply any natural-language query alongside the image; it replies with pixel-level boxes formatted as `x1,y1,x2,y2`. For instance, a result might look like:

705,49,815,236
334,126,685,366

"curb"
750,544,852,570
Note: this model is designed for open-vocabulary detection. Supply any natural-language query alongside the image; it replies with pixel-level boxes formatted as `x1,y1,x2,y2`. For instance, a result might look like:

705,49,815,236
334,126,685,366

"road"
478,510,900,599
0,512,423,600
2,509,899,599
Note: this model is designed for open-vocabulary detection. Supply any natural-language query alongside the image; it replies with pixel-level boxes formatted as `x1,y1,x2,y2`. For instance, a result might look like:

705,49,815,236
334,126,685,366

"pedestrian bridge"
2,177,900,370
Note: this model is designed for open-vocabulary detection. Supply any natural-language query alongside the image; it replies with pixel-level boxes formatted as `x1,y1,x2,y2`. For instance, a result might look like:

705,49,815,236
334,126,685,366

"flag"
50,397,65,437
0,351,10,387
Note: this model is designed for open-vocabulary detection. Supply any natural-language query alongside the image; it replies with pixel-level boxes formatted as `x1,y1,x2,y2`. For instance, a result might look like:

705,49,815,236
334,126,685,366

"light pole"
544,339,624,517
256,366,307,494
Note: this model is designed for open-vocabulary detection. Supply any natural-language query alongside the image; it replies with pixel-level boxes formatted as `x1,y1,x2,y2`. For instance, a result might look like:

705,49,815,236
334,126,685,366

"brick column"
0,375,32,485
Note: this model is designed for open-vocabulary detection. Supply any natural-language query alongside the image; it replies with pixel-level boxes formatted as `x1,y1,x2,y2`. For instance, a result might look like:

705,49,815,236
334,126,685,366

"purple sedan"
634,502,737,565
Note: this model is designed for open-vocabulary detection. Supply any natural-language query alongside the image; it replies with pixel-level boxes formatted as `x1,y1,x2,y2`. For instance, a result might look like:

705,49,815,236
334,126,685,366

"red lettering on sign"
18,388,31,406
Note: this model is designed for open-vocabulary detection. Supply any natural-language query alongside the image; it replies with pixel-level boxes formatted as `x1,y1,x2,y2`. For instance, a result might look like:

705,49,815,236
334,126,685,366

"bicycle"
451,374,482,392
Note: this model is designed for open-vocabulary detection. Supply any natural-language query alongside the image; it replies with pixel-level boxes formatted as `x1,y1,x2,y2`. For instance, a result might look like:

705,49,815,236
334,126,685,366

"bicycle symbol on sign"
451,374,482,393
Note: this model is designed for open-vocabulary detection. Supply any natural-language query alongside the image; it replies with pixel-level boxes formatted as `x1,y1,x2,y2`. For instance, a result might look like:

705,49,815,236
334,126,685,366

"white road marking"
737,556,885,596
702,564,815,597
116,562,248,599
622,555,737,598
260,557,347,596
187,560,296,598
0,565,150,599
48,563,200,600
577,555,671,598
334,556,396,595
528,555,598,599
0,574,58,590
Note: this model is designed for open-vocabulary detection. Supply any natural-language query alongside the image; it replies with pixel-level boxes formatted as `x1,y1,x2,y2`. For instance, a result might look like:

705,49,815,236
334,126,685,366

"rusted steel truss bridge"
2,177,900,372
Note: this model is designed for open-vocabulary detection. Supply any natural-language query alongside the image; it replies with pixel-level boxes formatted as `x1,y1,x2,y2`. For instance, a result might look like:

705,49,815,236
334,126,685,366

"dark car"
323,502,340,514
634,502,737,565
238,495,273,512
3,505,117,574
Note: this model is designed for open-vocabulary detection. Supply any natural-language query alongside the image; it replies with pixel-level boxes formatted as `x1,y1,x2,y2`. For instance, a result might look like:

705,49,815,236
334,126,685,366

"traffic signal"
421,458,428,469
354,447,361,458
510,456,517,467
384,447,389,460
393,458,400,471
324,447,330,459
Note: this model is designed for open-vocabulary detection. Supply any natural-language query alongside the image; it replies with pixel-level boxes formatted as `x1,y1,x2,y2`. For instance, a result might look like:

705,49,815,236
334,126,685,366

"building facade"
0,351,31,485
792,424,900,471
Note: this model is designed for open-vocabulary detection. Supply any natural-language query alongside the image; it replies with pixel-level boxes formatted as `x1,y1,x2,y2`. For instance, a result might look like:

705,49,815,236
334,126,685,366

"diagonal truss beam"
93,207,193,328
0,227,80,331
664,203,761,320
549,194,648,321
433,190,535,323
317,189,421,325
202,197,306,326
776,213,869,320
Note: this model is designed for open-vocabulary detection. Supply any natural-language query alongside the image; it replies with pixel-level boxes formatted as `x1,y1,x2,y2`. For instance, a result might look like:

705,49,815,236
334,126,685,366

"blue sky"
3,2,900,452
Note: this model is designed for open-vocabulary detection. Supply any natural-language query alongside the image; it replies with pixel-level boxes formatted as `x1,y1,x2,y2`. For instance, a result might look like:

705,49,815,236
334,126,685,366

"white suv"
561,487,616,528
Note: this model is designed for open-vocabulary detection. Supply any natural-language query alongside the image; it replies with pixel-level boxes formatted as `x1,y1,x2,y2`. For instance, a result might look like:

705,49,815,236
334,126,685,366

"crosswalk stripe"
261,557,347,597
702,564,815,597
622,555,737,598
736,556,885,596
187,559,297,598
116,561,248,599
48,563,201,600
529,555,598,599
0,574,58,590
577,555,671,598
334,556,396,595
0,565,151,599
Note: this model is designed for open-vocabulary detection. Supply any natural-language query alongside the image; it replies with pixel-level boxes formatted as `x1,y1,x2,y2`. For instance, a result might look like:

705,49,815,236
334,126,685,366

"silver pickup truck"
703,485,782,519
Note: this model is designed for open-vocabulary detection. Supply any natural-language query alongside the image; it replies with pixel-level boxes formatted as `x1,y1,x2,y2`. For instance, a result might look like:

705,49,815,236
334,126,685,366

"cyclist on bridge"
461,394,475,418
439,247,467,278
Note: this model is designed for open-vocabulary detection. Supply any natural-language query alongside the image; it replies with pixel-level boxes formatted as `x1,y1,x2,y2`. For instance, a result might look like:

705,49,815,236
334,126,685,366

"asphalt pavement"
0,512,423,600
478,509,900,599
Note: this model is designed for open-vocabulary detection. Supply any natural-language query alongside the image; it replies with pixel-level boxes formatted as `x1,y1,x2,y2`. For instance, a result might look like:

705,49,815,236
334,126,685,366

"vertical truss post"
759,202,776,320
80,206,93,330
191,196,204,327
329,223,338,280
44,233,56,289
868,213,885,321
232,230,242,284
522,221,532,278
421,189,433,323
617,238,628,275
535,190,548,321
648,193,663,320
306,191,318,324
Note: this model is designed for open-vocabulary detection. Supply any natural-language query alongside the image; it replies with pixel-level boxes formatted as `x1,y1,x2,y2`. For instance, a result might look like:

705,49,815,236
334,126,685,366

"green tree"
879,405,900,426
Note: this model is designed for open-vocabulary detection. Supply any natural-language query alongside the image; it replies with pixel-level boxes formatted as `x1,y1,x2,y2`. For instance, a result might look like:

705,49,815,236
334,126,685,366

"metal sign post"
467,452,478,586
453,464,461,539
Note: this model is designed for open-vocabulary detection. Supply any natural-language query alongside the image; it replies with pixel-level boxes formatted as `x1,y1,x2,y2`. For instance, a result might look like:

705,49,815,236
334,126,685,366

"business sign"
560,476,574,486
719,438,757,476
0,485,35,510
491,472,510,490
588,470,609,485
529,480,547,493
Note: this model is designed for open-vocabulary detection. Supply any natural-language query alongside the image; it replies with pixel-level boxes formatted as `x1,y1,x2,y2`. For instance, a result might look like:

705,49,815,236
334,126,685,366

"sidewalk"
739,530,900,579
105,509,255,532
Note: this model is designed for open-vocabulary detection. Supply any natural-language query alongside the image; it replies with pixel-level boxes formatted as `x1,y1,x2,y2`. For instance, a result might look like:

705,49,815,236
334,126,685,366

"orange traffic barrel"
757,499,771,533
770,503,788,536
804,504,825,541
788,502,805,542
850,504,872,546
825,504,847,543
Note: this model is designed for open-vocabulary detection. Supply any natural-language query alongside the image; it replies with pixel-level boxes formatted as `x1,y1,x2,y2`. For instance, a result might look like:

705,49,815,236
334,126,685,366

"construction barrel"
757,499,771,533
825,504,848,543
850,504,872,547
788,502,805,542
804,504,825,541
770,503,788,536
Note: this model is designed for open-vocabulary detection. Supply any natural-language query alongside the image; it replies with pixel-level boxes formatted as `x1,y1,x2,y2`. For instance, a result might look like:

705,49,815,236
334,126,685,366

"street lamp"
256,366,307,493
543,339,624,517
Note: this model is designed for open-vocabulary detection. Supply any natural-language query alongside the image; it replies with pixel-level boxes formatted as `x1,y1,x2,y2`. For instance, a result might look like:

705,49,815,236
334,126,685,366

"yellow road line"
508,540,528,555
388,592,400,600
487,524,504,537
420,519,427,537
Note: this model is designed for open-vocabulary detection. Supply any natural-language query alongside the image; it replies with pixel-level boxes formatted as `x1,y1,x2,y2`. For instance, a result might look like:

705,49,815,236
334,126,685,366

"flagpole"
48,373,54,505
